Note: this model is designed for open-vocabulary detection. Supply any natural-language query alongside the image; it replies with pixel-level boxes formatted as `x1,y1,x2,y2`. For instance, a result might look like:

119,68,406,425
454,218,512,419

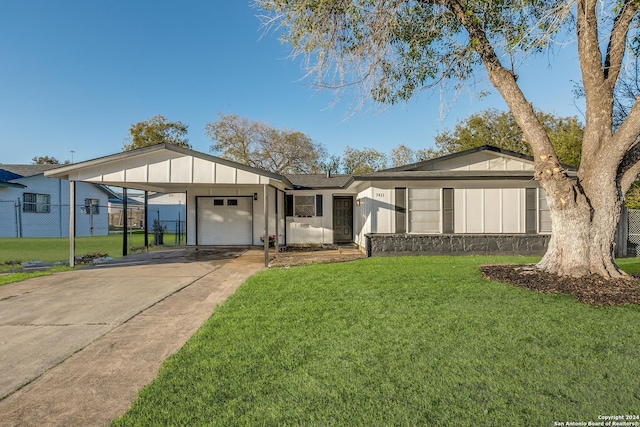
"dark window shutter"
395,188,406,233
443,188,454,233
285,194,294,217
525,188,537,234
316,195,323,216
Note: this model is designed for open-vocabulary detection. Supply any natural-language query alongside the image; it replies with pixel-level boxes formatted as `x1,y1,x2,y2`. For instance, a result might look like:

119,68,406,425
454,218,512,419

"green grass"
0,233,183,286
0,232,184,264
113,256,640,426
0,265,75,286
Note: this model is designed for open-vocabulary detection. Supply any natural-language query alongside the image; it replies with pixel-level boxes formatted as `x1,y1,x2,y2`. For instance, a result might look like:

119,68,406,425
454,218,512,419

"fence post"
16,198,23,238
122,188,128,257
144,191,149,251
69,181,76,267
616,206,628,258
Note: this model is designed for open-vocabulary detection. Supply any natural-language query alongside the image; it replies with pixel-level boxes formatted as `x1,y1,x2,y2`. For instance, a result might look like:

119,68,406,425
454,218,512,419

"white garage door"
197,197,253,245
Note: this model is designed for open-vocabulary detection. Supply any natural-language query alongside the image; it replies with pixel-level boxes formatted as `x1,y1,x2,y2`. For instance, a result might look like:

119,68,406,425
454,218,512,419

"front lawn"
113,256,640,426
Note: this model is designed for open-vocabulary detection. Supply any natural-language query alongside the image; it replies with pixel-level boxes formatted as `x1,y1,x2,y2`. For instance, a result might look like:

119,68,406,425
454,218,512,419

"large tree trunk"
536,164,625,278
442,0,638,278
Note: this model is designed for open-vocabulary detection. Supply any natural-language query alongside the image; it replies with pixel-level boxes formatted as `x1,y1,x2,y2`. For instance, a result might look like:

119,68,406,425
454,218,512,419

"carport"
45,144,292,267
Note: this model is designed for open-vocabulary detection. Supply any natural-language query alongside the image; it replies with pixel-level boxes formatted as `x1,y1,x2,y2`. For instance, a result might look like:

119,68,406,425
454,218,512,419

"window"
408,188,440,233
227,199,238,206
84,198,99,214
213,199,224,206
294,195,315,217
23,193,50,213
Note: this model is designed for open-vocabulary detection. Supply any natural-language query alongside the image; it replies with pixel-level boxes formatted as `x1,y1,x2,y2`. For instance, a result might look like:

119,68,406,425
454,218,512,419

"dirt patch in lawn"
269,245,365,268
481,264,640,306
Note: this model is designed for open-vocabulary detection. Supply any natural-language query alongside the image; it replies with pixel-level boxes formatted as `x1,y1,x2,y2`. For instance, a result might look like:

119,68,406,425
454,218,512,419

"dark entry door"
333,197,353,243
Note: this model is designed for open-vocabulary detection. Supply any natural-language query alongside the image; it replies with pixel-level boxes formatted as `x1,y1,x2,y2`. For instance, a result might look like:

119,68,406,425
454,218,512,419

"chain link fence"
0,201,185,246
626,209,640,257
108,205,186,246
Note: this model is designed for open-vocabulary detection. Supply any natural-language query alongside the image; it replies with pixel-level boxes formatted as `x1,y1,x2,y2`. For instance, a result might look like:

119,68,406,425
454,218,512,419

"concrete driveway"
0,247,264,426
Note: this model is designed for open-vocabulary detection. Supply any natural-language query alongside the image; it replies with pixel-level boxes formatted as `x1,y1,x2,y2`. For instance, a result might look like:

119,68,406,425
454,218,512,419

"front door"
333,196,353,243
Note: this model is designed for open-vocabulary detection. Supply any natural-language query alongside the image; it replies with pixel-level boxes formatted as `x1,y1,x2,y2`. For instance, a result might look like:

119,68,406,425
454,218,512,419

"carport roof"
45,143,295,192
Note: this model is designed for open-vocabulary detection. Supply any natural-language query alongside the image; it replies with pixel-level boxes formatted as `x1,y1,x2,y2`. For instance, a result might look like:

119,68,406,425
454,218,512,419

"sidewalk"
0,248,264,427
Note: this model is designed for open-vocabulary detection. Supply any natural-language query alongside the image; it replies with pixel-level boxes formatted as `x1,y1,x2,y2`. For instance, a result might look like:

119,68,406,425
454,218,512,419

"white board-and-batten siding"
418,151,534,172
353,180,544,245
67,154,272,187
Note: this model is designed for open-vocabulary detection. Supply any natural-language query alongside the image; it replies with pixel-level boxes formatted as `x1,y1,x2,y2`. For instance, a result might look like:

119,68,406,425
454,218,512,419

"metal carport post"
69,181,76,267
263,184,269,267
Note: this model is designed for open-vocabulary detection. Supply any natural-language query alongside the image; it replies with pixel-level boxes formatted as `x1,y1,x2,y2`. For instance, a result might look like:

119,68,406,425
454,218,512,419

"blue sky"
0,1,584,165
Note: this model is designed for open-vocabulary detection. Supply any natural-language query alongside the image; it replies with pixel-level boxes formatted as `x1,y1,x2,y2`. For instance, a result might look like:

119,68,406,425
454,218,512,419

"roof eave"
44,143,294,187
0,182,27,188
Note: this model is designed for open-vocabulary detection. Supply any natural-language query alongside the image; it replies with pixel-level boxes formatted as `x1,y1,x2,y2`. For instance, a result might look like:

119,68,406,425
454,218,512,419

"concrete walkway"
0,248,264,427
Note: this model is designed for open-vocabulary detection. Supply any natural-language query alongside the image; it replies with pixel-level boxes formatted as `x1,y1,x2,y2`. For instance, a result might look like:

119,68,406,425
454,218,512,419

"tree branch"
620,140,640,194
603,0,638,87
614,95,640,153
577,0,604,90
435,0,556,163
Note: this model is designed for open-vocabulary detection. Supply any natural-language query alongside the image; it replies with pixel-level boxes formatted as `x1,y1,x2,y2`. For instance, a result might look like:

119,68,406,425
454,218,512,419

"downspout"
59,179,63,237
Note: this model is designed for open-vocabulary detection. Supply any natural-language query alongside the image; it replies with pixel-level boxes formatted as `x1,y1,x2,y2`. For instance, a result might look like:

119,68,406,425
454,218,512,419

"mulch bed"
481,264,640,306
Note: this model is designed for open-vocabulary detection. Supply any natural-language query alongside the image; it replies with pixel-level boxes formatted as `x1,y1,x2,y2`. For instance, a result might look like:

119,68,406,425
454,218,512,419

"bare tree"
206,113,330,174
257,0,640,279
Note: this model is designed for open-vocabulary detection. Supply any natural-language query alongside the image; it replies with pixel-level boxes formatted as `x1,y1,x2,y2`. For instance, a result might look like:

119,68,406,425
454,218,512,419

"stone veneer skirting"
365,234,551,257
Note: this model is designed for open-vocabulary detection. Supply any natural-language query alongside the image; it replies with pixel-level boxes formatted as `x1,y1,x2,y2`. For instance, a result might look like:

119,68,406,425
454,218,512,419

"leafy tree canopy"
432,109,583,166
391,144,416,167
124,114,190,151
206,113,329,174
32,156,63,165
342,146,388,173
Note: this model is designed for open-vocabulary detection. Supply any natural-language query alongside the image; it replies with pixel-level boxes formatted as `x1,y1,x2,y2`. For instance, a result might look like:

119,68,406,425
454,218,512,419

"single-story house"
45,143,557,265
0,164,110,237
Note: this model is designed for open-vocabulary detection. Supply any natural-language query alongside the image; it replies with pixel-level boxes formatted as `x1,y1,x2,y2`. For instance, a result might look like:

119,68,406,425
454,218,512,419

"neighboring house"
104,187,146,229
106,190,186,231
143,192,186,230
45,144,557,258
0,164,109,237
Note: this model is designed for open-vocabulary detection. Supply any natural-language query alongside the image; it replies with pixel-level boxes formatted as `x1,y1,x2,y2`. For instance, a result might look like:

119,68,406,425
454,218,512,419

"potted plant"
260,234,277,247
